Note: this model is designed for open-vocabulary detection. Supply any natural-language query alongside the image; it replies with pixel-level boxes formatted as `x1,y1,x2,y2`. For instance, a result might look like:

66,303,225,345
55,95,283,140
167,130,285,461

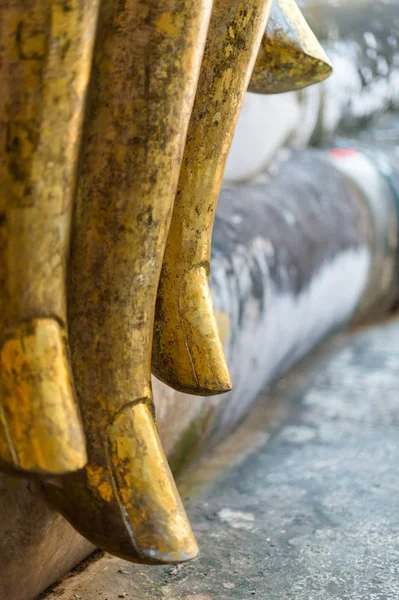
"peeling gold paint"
45,0,212,565
249,0,332,94
0,0,100,474
152,0,272,396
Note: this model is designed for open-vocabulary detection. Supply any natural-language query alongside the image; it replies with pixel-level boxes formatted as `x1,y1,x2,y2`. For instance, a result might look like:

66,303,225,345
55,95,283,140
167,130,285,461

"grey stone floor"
43,319,399,600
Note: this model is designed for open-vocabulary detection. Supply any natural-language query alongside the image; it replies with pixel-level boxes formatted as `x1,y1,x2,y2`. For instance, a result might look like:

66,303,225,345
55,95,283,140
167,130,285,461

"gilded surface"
249,0,332,94
0,319,86,473
152,0,273,396
45,0,212,564
0,0,99,474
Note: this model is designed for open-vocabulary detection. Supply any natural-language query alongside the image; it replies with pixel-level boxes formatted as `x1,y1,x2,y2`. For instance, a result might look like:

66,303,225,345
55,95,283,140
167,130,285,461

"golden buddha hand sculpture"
0,0,99,475
152,0,273,396
45,0,212,564
249,0,332,94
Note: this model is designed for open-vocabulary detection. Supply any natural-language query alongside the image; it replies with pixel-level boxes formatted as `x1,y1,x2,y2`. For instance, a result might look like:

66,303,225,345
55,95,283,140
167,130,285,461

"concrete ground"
42,319,399,600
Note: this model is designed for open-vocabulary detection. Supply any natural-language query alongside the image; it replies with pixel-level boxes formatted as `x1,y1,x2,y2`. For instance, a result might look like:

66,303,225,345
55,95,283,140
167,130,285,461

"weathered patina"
249,0,332,94
152,0,272,396
0,0,100,475
44,0,212,565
